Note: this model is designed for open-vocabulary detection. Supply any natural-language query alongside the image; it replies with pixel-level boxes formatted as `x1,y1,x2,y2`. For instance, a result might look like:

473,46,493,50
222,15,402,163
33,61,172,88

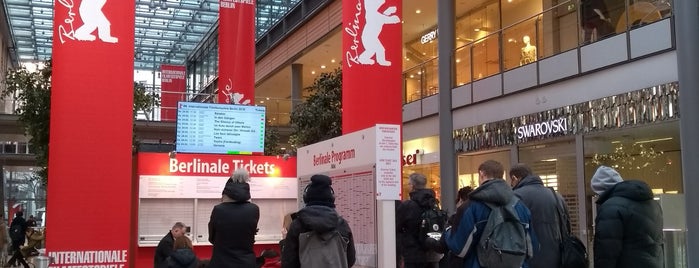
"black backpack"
477,197,533,268
418,202,448,248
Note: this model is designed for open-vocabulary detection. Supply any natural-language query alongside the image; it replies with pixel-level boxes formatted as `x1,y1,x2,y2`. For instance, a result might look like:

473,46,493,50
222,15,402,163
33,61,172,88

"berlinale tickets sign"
50,0,134,267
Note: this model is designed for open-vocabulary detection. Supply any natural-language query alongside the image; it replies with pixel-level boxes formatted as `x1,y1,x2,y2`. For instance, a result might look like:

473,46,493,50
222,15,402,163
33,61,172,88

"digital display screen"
176,102,266,154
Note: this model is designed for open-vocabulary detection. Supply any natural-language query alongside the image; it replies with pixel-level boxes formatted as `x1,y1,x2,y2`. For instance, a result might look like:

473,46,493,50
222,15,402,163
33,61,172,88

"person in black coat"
396,173,442,268
155,222,187,268
5,211,29,268
208,169,260,268
510,164,566,268
591,166,664,268
281,174,356,268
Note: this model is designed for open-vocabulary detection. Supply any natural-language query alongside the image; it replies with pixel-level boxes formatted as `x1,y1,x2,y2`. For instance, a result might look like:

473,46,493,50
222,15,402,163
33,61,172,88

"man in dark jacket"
281,174,356,268
396,173,442,268
444,160,534,268
208,169,260,268
5,211,29,268
591,166,664,268
510,163,566,268
155,222,187,268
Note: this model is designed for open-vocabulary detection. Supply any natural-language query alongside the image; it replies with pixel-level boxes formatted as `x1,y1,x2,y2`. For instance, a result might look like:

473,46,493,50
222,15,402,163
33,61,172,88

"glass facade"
402,0,673,103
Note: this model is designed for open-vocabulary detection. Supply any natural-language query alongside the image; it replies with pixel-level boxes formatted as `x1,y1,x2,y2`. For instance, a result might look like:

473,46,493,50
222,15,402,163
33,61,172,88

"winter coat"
208,182,260,268
9,216,27,249
281,205,356,268
155,232,176,268
594,180,664,268
396,188,442,263
513,175,566,268
444,178,535,268
167,248,199,268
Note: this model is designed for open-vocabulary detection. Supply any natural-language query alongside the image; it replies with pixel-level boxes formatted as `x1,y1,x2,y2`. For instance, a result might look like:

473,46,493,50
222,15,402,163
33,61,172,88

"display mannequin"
581,0,614,42
520,35,537,66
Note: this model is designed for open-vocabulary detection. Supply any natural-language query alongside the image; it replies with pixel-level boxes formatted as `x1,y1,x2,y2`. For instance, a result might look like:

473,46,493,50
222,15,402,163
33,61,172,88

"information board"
176,102,266,154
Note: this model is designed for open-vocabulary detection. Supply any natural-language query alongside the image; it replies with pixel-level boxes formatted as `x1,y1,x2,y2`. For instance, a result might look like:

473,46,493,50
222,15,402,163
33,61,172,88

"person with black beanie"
281,174,356,268
208,169,260,268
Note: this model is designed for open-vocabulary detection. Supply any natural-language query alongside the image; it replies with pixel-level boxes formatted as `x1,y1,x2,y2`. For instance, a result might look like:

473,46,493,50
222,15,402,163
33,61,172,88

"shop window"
457,149,511,188
402,163,441,201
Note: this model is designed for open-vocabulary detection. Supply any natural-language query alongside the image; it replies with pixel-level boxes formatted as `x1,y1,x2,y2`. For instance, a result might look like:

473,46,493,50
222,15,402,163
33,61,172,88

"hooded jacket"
594,180,664,268
281,205,356,268
513,175,566,268
396,188,442,263
444,178,534,268
167,248,198,268
208,182,260,268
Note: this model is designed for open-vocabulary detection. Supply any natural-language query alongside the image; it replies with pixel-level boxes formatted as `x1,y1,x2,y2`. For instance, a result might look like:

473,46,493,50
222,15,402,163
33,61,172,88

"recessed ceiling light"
266,97,270,100
409,75,415,78
417,71,422,75
311,71,316,74
331,59,336,63
320,65,326,69
260,100,265,104
474,28,480,32
456,59,461,63
416,9,421,14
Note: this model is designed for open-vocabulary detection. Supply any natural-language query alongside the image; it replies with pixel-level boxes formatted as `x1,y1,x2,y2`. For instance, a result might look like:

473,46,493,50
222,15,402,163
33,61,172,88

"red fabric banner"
342,0,403,134
160,65,187,121
50,0,134,266
218,0,256,105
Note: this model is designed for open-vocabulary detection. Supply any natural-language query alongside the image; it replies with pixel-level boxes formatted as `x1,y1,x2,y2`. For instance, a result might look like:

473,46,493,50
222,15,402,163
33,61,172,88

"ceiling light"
311,71,316,74
541,158,558,162
331,59,336,63
409,75,414,78
266,97,270,100
260,100,264,104
456,59,461,63
320,65,326,69
416,9,421,14
474,28,480,32
417,71,422,75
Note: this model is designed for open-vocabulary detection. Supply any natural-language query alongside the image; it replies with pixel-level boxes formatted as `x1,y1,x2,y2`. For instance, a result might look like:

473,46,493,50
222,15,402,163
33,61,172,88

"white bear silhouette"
73,0,118,43
358,0,400,66
231,92,251,105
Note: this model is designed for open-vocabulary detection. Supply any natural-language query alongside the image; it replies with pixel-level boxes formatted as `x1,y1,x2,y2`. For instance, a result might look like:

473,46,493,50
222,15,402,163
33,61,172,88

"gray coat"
513,175,567,268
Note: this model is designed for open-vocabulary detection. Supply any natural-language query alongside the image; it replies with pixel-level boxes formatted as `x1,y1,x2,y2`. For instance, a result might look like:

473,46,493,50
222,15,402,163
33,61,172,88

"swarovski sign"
516,118,568,139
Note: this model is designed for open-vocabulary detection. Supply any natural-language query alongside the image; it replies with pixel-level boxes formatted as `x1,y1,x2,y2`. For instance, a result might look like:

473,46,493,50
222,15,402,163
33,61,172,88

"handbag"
548,188,589,268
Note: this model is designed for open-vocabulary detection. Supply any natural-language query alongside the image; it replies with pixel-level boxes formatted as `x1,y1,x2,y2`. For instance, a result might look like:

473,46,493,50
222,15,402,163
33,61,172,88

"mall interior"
0,0,691,266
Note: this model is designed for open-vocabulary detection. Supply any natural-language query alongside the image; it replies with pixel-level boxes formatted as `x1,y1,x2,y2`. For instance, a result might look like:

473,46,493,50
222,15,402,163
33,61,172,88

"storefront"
401,136,441,200
452,82,684,266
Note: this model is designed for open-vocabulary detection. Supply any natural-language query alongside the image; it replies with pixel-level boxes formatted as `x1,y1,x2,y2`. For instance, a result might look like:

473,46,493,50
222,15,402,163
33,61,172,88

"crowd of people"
151,160,664,268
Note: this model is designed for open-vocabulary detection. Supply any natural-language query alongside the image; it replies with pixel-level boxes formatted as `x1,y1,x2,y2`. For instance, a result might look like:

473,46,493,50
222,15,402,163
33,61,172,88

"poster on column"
218,0,255,105
160,65,187,121
342,0,403,133
50,0,134,267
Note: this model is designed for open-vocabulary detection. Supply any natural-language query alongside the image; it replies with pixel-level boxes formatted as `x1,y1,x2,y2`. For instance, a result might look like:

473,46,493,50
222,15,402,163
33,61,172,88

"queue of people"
151,161,664,268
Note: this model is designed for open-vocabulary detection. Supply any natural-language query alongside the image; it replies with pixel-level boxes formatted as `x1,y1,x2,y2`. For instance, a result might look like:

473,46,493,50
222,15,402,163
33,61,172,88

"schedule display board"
176,102,266,154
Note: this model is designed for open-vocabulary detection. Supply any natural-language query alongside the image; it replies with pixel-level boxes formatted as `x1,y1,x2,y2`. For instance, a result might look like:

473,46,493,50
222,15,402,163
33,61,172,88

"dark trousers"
5,242,28,268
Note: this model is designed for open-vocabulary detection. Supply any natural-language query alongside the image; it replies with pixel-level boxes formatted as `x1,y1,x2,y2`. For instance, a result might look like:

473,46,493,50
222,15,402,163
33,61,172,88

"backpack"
477,197,533,268
418,202,448,248
299,229,349,268
9,224,23,242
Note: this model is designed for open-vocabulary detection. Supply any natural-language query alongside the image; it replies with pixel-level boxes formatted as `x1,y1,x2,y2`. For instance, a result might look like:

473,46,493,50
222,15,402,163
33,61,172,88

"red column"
342,0,403,133
49,0,134,266
218,0,256,105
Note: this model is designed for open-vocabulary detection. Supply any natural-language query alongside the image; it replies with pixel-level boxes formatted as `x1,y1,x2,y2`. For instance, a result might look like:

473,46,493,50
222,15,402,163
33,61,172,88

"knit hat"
303,174,335,207
591,166,624,195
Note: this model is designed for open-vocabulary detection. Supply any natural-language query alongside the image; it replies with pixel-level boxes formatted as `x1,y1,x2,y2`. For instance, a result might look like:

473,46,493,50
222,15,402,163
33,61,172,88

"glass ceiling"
3,0,300,70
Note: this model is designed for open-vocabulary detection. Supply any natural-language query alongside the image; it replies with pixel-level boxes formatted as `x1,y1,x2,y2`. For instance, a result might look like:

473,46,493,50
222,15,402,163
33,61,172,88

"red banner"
50,0,134,267
160,65,187,121
218,0,255,105
342,0,403,133
137,152,297,178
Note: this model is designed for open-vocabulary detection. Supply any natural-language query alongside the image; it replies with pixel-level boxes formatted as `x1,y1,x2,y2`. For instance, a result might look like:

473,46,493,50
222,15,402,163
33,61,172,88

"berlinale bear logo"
345,0,400,67
58,0,118,44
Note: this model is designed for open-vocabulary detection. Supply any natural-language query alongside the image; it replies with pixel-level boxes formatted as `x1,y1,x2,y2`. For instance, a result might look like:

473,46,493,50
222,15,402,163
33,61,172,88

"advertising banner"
160,65,187,121
218,0,255,105
50,0,134,267
342,0,403,133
